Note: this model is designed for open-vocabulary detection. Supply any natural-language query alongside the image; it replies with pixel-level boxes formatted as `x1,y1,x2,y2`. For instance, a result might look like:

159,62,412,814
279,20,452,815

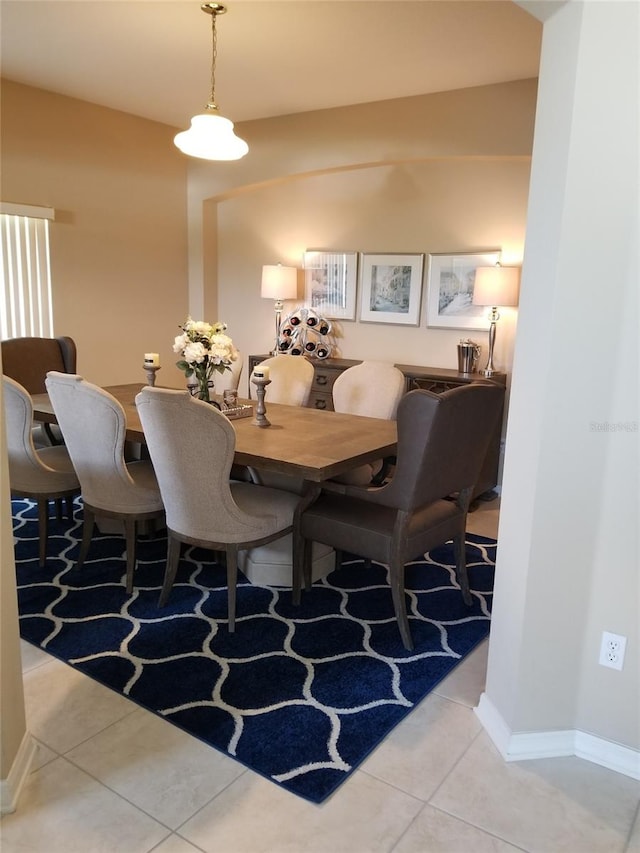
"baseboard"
475,692,640,781
0,731,37,814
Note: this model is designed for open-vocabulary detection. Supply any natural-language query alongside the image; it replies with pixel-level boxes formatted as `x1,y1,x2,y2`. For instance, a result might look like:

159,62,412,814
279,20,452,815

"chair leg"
159,534,181,606
389,558,414,651
453,532,472,605
55,499,63,522
64,496,75,520
124,518,137,594
226,546,238,632
37,498,49,568
292,526,305,605
77,505,95,568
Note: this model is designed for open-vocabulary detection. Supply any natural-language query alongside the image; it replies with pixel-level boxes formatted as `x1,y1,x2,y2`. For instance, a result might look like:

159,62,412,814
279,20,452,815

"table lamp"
472,263,520,376
261,264,298,356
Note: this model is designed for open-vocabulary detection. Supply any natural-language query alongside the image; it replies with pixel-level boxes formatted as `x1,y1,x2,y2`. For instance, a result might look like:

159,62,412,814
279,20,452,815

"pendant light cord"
207,7,218,111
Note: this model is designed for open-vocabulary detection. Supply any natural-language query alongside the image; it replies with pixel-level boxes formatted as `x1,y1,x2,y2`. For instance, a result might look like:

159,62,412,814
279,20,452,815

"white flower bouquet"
173,317,238,402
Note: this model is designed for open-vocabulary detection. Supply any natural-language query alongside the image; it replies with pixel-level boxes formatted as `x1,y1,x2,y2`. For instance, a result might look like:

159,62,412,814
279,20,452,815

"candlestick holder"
143,364,161,387
251,376,271,427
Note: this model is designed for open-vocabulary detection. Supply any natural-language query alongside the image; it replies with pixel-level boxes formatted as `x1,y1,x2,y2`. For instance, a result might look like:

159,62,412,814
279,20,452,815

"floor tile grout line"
52,752,177,835
623,800,640,852
427,724,484,804
57,717,252,834
426,801,532,853
148,833,208,853
170,766,251,835
421,727,536,853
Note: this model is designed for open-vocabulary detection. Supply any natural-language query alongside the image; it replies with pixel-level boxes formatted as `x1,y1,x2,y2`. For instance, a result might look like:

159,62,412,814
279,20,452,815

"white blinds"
1,203,55,339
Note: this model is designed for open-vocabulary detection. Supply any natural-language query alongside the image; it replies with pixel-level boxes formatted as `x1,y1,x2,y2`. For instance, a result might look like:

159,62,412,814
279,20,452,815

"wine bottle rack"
276,306,334,359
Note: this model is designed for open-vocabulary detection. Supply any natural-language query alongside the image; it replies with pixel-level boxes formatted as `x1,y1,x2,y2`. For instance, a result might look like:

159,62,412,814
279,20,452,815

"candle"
144,352,160,367
253,365,270,380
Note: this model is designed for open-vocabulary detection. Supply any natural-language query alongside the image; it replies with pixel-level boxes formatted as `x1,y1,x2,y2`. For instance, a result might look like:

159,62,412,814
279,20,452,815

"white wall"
481,0,639,763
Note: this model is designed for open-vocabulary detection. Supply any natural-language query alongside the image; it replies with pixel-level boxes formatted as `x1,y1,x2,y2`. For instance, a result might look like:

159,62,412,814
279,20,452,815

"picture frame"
359,253,424,326
303,250,358,320
426,250,501,330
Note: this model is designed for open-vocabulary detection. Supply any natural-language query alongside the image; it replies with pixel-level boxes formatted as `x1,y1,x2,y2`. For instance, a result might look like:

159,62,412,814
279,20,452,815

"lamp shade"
473,265,520,307
261,265,298,300
174,113,248,161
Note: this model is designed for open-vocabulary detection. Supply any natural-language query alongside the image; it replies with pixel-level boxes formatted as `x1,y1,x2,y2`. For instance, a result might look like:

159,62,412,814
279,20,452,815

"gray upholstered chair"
330,360,405,486
1,335,77,446
4,375,80,566
45,372,164,592
257,355,314,406
135,387,303,630
294,383,505,649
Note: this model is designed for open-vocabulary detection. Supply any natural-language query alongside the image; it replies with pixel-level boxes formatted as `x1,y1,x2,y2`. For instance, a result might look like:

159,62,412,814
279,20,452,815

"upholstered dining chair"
135,387,303,631
45,372,165,592
214,351,243,395
294,383,505,650
247,355,316,491
257,355,314,406
4,375,80,567
1,335,77,446
330,360,405,486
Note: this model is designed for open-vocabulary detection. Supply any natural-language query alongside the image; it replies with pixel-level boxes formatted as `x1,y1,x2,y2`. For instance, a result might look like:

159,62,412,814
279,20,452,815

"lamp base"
480,367,498,377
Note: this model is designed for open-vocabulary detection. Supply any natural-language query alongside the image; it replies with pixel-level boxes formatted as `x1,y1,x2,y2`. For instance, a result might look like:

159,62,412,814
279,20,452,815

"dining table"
31,382,398,586
31,382,398,484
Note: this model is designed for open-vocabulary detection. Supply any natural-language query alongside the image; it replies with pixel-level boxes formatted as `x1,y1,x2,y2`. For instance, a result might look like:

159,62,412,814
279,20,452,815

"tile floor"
2,498,639,853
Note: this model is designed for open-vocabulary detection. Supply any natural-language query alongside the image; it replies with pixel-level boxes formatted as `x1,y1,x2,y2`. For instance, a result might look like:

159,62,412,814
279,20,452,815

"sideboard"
248,355,506,498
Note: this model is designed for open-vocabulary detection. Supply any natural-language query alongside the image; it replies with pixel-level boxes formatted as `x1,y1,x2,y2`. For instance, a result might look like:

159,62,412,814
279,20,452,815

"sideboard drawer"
308,391,333,411
312,365,342,395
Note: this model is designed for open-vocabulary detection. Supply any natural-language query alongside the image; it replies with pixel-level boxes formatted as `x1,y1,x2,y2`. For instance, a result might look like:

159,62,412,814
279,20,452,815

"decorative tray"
222,404,254,421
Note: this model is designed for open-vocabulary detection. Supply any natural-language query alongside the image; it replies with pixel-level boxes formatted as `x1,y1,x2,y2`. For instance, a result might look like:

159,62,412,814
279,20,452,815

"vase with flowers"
173,317,239,403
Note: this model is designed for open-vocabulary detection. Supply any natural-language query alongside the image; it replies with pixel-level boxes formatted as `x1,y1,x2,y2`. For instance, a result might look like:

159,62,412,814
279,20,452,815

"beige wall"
188,79,537,396
0,357,29,808
0,79,533,392
1,81,189,386
216,158,528,393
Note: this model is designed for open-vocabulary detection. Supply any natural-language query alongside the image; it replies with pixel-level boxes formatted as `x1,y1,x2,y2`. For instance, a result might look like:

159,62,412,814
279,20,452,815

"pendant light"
174,3,248,161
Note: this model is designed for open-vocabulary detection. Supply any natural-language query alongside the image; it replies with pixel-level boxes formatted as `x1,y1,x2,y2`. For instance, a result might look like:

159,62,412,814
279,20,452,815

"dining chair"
135,386,303,630
1,335,77,446
45,372,165,592
4,375,80,567
247,355,316,491
214,350,243,395
294,383,505,649
257,355,314,406
330,360,405,486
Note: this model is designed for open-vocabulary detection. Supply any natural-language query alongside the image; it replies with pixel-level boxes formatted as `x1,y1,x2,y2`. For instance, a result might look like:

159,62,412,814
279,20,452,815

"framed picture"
303,250,358,320
359,253,424,326
426,250,501,330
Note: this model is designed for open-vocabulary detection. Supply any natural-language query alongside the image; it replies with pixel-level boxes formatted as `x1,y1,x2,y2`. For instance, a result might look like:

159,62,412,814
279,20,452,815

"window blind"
1,203,55,339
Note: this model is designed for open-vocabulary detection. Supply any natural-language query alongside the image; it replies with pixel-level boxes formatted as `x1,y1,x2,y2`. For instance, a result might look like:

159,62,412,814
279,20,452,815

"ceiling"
0,0,541,129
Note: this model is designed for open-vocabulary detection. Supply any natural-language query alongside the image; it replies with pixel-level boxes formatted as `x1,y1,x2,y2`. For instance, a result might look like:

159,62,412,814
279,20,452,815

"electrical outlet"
599,631,627,671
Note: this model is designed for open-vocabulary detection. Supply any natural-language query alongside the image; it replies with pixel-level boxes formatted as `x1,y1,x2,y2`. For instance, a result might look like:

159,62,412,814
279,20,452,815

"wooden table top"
32,383,397,483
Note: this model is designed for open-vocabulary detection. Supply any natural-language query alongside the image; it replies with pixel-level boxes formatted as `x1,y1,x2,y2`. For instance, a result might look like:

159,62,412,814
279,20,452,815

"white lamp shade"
261,265,298,300
174,113,248,161
472,265,520,307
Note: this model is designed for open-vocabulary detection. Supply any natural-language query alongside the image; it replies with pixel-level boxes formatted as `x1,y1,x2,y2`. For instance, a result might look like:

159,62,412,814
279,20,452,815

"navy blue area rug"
13,497,496,804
